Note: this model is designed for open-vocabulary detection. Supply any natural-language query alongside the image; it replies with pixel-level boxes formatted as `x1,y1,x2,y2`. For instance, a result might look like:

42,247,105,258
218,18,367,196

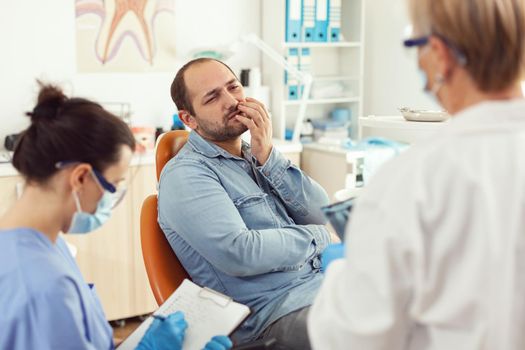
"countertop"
0,139,302,178
0,151,156,178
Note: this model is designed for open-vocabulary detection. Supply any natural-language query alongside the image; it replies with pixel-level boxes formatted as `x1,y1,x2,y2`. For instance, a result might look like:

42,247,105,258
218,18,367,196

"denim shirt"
158,131,331,342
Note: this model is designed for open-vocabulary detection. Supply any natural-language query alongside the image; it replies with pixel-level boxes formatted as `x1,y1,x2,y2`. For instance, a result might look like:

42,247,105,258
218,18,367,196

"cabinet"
301,143,363,201
0,174,22,215
303,116,449,199
0,163,158,321
129,164,159,314
262,0,366,140
63,164,158,320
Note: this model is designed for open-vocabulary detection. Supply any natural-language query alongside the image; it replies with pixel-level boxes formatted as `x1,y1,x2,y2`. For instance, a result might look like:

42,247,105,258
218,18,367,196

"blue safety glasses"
403,36,430,48
91,169,117,193
56,161,127,209
403,29,467,66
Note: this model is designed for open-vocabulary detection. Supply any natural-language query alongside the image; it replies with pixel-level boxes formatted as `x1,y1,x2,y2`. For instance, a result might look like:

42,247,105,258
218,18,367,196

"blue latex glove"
203,335,233,350
136,311,188,350
321,243,345,272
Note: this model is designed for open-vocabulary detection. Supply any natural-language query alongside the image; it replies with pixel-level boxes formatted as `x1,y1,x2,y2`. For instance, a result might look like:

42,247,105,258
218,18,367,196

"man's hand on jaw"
236,97,273,165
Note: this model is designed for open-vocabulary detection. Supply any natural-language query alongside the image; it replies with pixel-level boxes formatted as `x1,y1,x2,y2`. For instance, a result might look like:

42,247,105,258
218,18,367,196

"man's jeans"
258,307,311,350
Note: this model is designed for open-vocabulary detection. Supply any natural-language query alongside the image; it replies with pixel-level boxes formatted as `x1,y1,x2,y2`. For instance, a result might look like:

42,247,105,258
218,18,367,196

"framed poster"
75,0,176,72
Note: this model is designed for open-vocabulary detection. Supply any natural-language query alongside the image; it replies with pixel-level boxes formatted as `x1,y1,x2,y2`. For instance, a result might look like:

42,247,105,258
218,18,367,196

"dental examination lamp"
190,33,312,143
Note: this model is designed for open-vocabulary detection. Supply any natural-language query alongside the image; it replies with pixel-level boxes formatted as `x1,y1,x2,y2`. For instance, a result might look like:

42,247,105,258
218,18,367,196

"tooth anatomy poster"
75,0,176,72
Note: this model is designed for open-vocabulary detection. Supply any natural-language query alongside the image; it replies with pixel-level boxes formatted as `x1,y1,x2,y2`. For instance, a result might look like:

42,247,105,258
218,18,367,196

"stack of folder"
285,48,300,100
285,0,343,100
285,48,311,100
285,0,343,43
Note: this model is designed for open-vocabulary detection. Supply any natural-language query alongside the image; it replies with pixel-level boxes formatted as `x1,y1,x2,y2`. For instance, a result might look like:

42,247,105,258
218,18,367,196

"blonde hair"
408,0,525,92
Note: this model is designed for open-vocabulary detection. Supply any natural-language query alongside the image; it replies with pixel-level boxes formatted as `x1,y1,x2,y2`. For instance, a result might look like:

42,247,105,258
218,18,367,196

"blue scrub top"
0,228,114,349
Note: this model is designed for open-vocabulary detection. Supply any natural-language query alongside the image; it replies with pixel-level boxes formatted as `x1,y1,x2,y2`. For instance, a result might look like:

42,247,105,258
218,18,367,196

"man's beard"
196,107,248,142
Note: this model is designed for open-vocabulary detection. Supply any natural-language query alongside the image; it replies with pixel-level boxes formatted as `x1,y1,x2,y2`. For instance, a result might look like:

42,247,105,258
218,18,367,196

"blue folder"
328,0,342,41
302,0,316,42
314,0,329,42
287,48,300,100
286,0,303,42
299,48,311,98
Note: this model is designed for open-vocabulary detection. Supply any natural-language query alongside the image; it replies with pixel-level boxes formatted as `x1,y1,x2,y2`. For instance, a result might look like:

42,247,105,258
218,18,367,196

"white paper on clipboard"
118,279,250,350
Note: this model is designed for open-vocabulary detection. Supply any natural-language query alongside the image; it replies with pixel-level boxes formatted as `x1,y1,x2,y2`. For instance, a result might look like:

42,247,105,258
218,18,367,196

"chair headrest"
155,130,190,181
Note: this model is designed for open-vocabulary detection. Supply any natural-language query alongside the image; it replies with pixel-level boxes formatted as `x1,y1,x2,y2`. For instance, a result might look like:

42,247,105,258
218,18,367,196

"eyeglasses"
402,27,467,66
56,161,127,209
91,169,127,209
403,36,430,48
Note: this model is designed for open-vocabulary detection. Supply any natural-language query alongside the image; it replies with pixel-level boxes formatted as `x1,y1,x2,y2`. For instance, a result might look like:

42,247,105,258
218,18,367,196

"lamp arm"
241,33,312,143
293,79,311,142
241,33,311,84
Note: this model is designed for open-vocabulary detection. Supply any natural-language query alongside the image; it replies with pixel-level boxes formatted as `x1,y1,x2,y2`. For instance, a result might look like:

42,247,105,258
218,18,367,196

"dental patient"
158,58,338,350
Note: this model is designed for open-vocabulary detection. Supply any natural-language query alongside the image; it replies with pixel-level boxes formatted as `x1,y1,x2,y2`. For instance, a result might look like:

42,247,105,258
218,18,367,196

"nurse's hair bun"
26,82,67,123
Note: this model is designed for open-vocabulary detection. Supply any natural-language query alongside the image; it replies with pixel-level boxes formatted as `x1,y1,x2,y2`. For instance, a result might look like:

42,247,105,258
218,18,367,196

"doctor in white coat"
308,0,525,349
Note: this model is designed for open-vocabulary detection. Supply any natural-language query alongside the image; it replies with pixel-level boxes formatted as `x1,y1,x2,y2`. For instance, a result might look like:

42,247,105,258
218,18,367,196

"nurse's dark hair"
170,58,238,115
12,82,136,183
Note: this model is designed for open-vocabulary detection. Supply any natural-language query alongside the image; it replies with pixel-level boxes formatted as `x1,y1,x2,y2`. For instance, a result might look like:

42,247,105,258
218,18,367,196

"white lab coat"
308,100,525,350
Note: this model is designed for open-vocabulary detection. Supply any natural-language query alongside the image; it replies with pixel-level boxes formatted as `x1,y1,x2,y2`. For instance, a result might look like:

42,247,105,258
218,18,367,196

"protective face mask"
418,46,445,104
419,69,444,105
67,190,113,234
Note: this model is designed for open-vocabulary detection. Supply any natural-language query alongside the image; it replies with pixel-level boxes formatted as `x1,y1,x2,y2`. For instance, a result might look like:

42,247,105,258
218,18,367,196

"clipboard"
118,279,251,350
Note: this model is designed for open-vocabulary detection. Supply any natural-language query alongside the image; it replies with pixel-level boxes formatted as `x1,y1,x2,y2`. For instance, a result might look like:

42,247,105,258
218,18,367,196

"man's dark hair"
170,58,238,116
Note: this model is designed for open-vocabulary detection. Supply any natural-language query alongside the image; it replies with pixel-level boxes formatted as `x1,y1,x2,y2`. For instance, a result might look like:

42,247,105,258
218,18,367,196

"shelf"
284,97,361,106
262,0,365,141
283,41,361,49
303,142,352,155
359,115,449,144
273,138,303,153
313,75,362,82
359,116,449,130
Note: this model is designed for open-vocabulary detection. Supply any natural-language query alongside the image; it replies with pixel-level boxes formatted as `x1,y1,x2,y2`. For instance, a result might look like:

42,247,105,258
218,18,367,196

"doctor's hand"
136,311,187,350
321,243,345,272
236,97,273,165
203,335,233,350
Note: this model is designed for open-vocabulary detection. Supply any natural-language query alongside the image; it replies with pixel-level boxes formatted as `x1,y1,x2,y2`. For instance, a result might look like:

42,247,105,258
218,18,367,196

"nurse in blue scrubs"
0,84,232,350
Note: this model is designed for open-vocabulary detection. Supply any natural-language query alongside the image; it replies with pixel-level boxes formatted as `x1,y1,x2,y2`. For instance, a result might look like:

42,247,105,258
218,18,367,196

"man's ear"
69,163,92,193
178,110,198,130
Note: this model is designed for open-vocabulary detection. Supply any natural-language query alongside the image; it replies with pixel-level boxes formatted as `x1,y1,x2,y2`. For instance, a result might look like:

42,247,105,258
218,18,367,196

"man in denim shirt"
158,58,335,349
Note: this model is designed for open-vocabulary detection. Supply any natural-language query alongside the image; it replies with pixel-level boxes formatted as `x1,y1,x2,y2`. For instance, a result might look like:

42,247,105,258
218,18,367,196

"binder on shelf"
285,0,302,42
314,0,329,42
300,48,312,73
118,279,250,350
328,0,342,42
299,48,311,98
287,48,300,100
302,0,316,42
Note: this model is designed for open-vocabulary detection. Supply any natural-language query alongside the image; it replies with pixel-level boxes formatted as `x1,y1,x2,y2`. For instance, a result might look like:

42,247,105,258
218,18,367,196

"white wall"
0,0,261,149
362,0,439,116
